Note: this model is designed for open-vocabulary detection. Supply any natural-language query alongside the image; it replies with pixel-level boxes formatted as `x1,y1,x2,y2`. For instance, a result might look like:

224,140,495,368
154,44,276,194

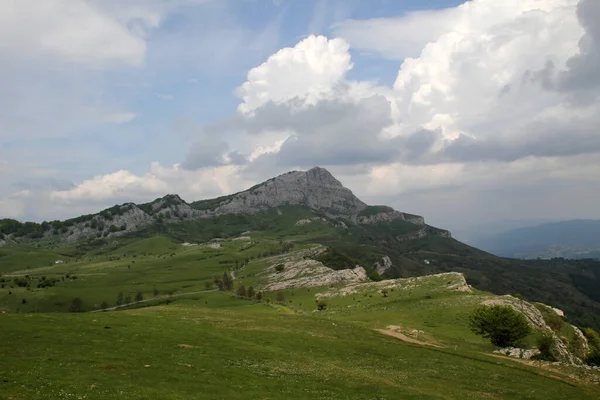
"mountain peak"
199,167,366,216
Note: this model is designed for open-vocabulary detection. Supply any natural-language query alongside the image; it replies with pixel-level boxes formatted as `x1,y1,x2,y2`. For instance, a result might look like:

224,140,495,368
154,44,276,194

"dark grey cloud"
239,95,447,168
440,116,600,163
559,0,600,92
532,0,600,99
181,138,231,169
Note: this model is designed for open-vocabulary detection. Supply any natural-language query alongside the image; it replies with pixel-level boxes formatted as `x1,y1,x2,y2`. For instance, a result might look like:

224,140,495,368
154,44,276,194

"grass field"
1,229,600,399
2,297,599,400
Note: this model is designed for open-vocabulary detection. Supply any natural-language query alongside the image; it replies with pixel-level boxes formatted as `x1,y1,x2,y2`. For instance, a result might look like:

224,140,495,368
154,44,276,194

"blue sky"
1,0,599,235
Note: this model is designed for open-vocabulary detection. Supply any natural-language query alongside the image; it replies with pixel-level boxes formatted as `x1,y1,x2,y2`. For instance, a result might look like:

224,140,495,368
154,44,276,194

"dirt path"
376,325,444,348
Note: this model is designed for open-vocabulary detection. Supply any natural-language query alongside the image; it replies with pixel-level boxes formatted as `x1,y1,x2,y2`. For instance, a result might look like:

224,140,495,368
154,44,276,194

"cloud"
0,0,147,67
536,0,600,97
49,163,251,206
236,35,353,113
154,93,175,101
335,0,581,60
103,112,138,124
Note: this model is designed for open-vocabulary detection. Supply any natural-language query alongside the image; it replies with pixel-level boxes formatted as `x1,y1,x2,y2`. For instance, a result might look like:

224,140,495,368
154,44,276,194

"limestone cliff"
199,167,367,217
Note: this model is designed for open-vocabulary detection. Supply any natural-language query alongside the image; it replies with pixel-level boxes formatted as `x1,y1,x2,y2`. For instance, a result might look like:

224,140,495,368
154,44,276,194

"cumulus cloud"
49,163,251,206
535,0,600,98
236,35,353,113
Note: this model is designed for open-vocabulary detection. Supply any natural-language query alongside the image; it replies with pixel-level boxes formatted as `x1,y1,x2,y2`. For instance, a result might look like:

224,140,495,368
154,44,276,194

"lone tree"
135,292,143,302
116,291,124,306
222,272,234,291
247,286,255,299
276,291,285,303
469,305,531,347
68,297,83,313
236,285,247,298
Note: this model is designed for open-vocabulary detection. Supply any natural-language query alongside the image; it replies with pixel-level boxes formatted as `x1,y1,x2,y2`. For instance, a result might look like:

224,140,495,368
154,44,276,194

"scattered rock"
316,272,471,299
232,236,251,241
494,347,541,360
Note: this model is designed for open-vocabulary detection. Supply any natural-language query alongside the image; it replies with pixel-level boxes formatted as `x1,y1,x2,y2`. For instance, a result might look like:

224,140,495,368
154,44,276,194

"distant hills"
468,220,600,260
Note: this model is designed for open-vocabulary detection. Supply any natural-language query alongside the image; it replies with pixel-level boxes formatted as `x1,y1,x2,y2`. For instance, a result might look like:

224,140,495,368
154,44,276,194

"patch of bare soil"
376,325,444,348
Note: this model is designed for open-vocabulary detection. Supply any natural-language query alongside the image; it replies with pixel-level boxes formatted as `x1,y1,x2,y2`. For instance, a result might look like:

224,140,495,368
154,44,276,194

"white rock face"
259,246,368,291
494,347,541,360
208,167,367,217
316,272,472,299
357,211,425,226
572,326,591,356
375,256,393,275
550,307,565,317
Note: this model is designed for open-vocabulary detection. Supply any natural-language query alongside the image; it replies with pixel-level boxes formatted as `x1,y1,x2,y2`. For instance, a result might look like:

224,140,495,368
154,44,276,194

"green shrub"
583,328,600,366
469,305,532,347
532,333,557,361
236,285,247,298
275,264,285,273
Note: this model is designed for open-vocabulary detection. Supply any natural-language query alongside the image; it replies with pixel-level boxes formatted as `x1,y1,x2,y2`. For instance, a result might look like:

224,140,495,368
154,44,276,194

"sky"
1,0,599,238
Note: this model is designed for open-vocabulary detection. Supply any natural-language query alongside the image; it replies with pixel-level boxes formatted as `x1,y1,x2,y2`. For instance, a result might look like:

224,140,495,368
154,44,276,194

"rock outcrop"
203,167,367,217
357,211,425,226
259,246,368,291
375,256,394,275
315,272,472,299
481,296,579,364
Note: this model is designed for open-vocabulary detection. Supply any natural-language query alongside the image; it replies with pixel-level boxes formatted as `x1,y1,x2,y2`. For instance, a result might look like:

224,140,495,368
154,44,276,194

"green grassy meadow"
1,227,599,399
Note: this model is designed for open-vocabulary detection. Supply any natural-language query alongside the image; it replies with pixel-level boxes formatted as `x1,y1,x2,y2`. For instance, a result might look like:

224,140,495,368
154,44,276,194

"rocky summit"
198,167,367,217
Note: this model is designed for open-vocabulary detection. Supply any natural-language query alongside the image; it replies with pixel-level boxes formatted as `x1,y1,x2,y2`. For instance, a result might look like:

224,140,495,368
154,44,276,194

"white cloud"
0,0,146,67
49,163,252,205
103,112,138,124
154,93,175,101
236,35,353,113
335,0,581,60
389,0,583,141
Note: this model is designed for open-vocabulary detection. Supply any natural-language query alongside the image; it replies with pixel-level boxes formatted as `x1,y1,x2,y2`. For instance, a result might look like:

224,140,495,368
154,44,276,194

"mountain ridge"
0,167,444,244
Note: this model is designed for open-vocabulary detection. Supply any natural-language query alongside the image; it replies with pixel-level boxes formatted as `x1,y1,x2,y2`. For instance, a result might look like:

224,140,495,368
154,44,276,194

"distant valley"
467,219,600,260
